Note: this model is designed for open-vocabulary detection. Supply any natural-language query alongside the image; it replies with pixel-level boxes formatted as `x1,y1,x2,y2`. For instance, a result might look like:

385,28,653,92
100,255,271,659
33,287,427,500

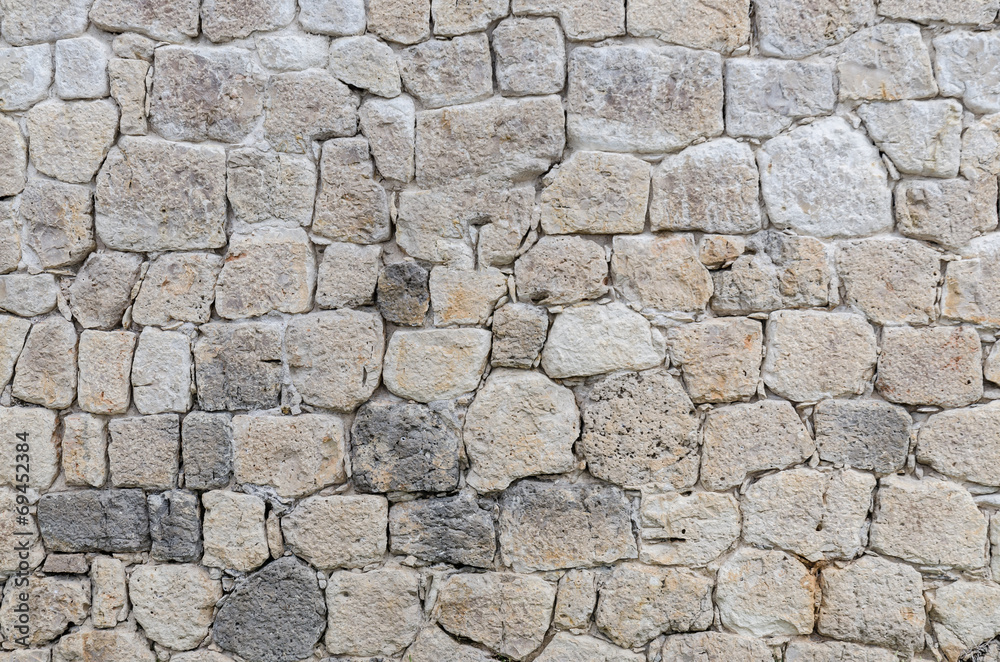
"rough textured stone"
837,238,941,325
762,311,877,401
90,0,199,41
352,399,461,493
226,149,316,226
0,0,89,45
215,228,315,319
542,303,664,378
149,491,202,563
0,208,18,275
77,330,135,416
182,412,233,491
935,31,1000,115
896,176,999,249
0,407,58,489
539,150,648,235
52,630,155,662
377,261,429,325
359,96,415,182
932,581,1000,661
515,237,605,306
817,555,926,652
701,399,814,491
404,626,495,662
581,369,699,489
918,403,1000,486
201,0,296,41
232,415,346,498
383,328,491,402
325,568,421,656
702,233,748,267
37,489,150,553
108,414,180,490
0,576,89,646
881,0,998,21
944,235,1000,326
20,180,94,269
314,138,389,243
282,495,387,569
612,234,713,312
594,563,713,648
493,17,564,96
499,479,636,572
96,138,227,252
465,369,578,491
264,71,359,153
108,58,148,135
716,234,828,313
328,36,399,98
814,399,911,473
0,487,44,578
201,490,268,572
871,475,987,570
661,632,773,662
492,303,548,368
961,114,1000,181
214,557,326,662
716,547,816,638
194,323,283,412
316,242,380,309
256,33,329,70
430,267,508,325
640,491,740,567
390,493,496,566
784,640,900,662
0,274,58,317
368,0,430,44
132,253,221,326
61,413,107,488
399,34,491,108
435,571,556,660
431,0,507,34
0,116,25,197
27,100,118,184
90,556,127,629
12,317,77,410
668,317,762,404
859,100,962,178
759,118,892,238
69,251,143,329
628,0,747,52
299,0,366,35
0,315,28,391
754,0,874,58
130,564,220,651
553,569,596,629
0,45,52,111
537,633,643,662
839,23,937,102
877,325,983,408
512,0,622,40
568,45,721,153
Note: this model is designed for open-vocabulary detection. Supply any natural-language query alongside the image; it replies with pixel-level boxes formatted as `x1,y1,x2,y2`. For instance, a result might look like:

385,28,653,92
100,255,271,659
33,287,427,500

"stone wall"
1,0,1000,660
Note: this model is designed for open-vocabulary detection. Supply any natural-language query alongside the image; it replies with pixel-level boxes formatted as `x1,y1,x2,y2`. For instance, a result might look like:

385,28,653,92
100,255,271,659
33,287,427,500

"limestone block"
131,328,192,415
313,137,389,243
0,488,44,577
935,31,1000,114
62,413,107,488
109,58,149,135
12,317,78,410
754,0,874,58
667,317,762,403
726,58,835,138
536,633,643,662
130,564,221,650
0,45,52,111
389,493,496,567
785,640,901,662
90,556,127,628
201,0,296,41
432,0,507,35
877,325,983,408
716,548,816,637
215,228,315,319
27,100,118,184
0,576,89,645
896,176,999,249
90,0,200,42
430,267,508,325
282,495,387,569
55,36,108,99
201,490,268,572
612,234,714,312
491,303,548,368
662,632,774,662
324,568,422,657
0,117,25,198
77,330,135,416
148,490,202,563
512,0,623,40
399,34,492,108
108,414,180,490
839,23,936,101
553,570,596,629
181,412,233,491
515,236,607,306
368,0,430,44
263,70,359,153
627,0,748,52
20,179,94,269
493,17,565,96
194,323,283,411
53,630,155,662
0,0,89,45
640,491,740,567
377,261,429,325
316,243,380,309
0,274,58,317
837,237,941,325
69,251,143,329
814,399,911,473
404,627,495,662
880,0,998,21
918,402,1000,486
359,96,415,182
226,148,316,226
383,328,491,402
132,252,222,326
329,35,400,97
859,100,962,177
256,33,329,70
299,0,366,35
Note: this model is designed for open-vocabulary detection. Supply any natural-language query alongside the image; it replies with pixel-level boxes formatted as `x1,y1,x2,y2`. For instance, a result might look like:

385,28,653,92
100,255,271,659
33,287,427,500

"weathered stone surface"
299,0,366,35
431,0,506,34
77,330,135,416
282,495,387,569
214,557,326,662
928,581,1000,661
201,0,296,41
492,303,548,368
701,399,814,491
754,0,874,58
935,31,1000,115
539,150,648,235
839,23,936,102
325,568,421,656
69,251,143,329
52,629,155,662
668,317,762,404
182,412,233,491
130,564,220,651
871,475,987,570
329,35,400,97
390,493,496,566
171,650,235,662
97,138,227,252
377,261,429,325
493,17,564,96
383,328,491,402
762,311,877,401
313,137,389,243
716,547,815,638
661,632,773,662
359,96,415,182
859,100,962,178
629,0,747,52
0,315,28,390
108,58,148,135
837,238,941,325
499,479,636,572
0,0,89,45
61,413,107,488
37,489,150,553
0,487,44,578
465,369,578,491
201,490,268,572
226,149,316,226
264,71,359,153
759,118,892,238
784,640,900,662
417,95,563,185
581,369,699,489
0,45,52,111
814,399,911,473
640,491,740,567
944,236,1000,326
651,138,761,233
286,310,383,412
404,626,495,662
108,414,180,490
0,209,18,275
877,325,983,408
817,554,925,652
12,317,77,410
542,303,664,378
435,571,556,660
430,267,508,325
41,555,88,575
20,180,94,269
27,100,118,184
896,176,999,249
352,400,461,493
512,0,622,40
399,34,491,108
568,45,721,153
194,323,283,412
149,490,202,563
215,228,315,319
316,243,379,309
918,403,1000,486
132,253,221,326
553,569,596,629
701,233,747,267
0,407,58,489
0,576,89,645
537,633,643,662
612,234,713,312
256,33,329,70
743,468,874,562
961,114,1000,181
595,563,713,648
232,415,346,498
90,556,127,629
368,0,430,44
0,274,58,317
90,0,199,41
515,237,605,306
0,116,25,198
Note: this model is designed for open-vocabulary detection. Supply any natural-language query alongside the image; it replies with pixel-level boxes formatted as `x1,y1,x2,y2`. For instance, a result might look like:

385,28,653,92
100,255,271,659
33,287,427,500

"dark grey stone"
377,261,428,326
814,399,912,473
182,411,234,490
193,322,282,411
68,251,144,329
148,490,202,562
351,400,461,493
389,493,496,567
37,489,150,553
214,556,326,662
491,302,548,369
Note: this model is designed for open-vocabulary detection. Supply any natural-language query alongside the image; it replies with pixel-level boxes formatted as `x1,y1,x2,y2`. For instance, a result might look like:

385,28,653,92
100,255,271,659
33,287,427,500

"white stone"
325,568,421,657
512,0,623,40
493,17,565,96
55,37,109,99
754,0,875,58
859,100,962,178
359,96,415,182
383,328,491,402
299,0,366,35
398,34,491,108
283,495,387,570
627,0,749,53
640,491,740,567
935,31,1000,115
131,328,192,415
201,490,269,572
716,547,816,637
255,33,329,71
329,36,400,97
839,23,937,101
725,58,836,138
129,565,221,651
0,45,52,111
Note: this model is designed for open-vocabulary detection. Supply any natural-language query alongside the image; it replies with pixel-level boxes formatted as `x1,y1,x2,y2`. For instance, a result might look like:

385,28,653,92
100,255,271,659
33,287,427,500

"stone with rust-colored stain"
77,330,135,416
515,236,607,306
668,317,762,404
876,325,983,408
